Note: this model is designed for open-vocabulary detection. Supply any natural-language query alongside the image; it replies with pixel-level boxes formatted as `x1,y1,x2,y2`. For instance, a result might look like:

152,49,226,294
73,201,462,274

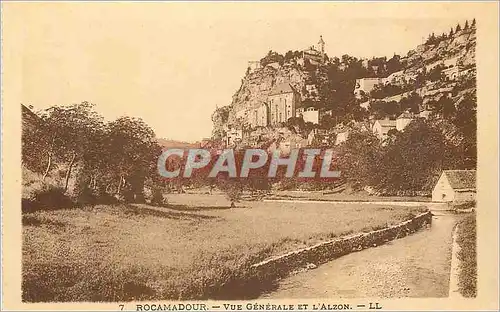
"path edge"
251,211,433,278
448,223,463,298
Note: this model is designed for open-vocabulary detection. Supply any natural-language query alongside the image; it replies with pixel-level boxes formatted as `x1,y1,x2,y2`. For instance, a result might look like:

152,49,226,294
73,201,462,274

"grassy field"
23,194,427,302
268,190,430,202
456,212,477,297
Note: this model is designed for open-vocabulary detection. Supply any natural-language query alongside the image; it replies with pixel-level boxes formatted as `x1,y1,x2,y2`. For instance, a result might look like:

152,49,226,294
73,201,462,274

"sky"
5,2,477,142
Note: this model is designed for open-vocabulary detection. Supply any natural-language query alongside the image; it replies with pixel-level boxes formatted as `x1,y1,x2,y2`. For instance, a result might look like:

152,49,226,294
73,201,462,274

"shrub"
23,182,73,212
217,179,243,207
150,188,165,206
73,173,97,206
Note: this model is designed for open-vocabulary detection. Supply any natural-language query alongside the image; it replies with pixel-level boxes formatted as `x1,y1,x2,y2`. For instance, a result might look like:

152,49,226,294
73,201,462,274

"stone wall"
250,211,432,278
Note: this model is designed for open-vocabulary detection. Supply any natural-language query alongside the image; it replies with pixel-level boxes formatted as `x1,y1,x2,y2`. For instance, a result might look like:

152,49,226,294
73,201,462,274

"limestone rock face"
227,64,311,126
213,25,476,135
405,27,475,70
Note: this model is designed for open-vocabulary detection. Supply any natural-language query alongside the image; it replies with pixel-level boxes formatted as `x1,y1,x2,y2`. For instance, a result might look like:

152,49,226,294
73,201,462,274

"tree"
386,54,402,74
284,50,297,62
464,20,469,30
287,116,305,131
399,92,422,114
449,27,454,37
427,64,444,82
472,18,476,27
39,102,104,192
376,119,454,193
22,108,51,175
426,33,437,44
432,95,456,119
106,116,160,201
452,91,477,168
370,100,401,119
336,130,382,190
456,23,462,32
260,50,285,67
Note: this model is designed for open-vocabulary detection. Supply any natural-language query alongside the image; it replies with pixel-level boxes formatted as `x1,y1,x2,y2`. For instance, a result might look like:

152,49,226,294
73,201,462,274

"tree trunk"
42,152,52,180
64,153,77,193
117,175,123,195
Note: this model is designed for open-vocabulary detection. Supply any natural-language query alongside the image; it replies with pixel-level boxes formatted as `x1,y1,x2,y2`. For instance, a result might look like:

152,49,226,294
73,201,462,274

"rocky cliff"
212,21,476,138
405,26,476,71
227,64,311,124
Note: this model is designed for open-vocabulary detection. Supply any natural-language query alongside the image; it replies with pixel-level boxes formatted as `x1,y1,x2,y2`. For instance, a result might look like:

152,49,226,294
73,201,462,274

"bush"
23,183,73,212
217,179,243,207
150,188,165,206
73,173,97,206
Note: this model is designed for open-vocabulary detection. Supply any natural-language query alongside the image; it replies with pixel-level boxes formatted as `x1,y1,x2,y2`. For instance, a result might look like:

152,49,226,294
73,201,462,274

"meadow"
23,194,427,302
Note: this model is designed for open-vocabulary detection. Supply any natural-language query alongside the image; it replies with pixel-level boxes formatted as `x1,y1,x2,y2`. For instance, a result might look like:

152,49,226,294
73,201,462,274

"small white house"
432,170,476,202
335,131,349,145
301,107,320,124
372,119,397,139
396,112,414,131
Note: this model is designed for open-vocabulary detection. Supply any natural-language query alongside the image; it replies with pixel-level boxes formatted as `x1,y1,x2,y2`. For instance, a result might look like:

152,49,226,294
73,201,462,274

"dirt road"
261,213,461,298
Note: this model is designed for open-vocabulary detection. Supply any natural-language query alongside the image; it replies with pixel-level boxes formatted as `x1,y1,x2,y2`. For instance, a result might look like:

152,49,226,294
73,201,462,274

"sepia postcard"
1,1,499,311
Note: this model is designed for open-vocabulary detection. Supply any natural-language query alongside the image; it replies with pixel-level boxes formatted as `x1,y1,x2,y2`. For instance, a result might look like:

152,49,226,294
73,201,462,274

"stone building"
335,131,349,145
297,36,326,66
432,170,476,202
268,82,300,125
300,107,320,124
354,78,384,98
372,119,397,139
225,127,243,147
247,61,262,73
249,103,269,127
396,111,415,131
442,66,459,80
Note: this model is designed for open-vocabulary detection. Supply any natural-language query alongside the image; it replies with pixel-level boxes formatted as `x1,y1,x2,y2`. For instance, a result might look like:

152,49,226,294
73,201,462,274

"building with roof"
225,127,243,147
432,170,476,202
249,103,269,127
354,78,384,98
247,60,262,73
277,134,309,156
268,82,300,125
307,128,332,146
300,107,320,124
296,36,326,66
396,111,415,131
442,66,459,81
335,131,349,145
372,119,397,139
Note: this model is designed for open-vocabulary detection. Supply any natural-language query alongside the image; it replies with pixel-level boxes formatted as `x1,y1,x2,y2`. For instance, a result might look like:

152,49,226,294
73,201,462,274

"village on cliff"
209,20,476,158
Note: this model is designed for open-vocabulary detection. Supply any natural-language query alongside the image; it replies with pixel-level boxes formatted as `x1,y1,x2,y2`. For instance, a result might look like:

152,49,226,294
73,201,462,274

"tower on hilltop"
318,35,325,59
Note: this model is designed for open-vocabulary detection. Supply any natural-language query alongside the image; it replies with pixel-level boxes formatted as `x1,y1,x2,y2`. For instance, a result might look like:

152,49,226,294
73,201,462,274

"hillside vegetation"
212,19,476,196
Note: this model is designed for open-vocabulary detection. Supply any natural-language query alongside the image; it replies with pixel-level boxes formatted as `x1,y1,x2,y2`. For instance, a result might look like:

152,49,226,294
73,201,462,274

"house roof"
375,119,397,128
302,47,321,56
269,83,296,96
443,170,476,190
397,112,414,119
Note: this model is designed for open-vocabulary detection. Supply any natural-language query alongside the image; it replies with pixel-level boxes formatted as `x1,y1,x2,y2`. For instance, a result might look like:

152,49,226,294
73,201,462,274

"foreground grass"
23,195,427,302
268,190,430,202
456,212,477,297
